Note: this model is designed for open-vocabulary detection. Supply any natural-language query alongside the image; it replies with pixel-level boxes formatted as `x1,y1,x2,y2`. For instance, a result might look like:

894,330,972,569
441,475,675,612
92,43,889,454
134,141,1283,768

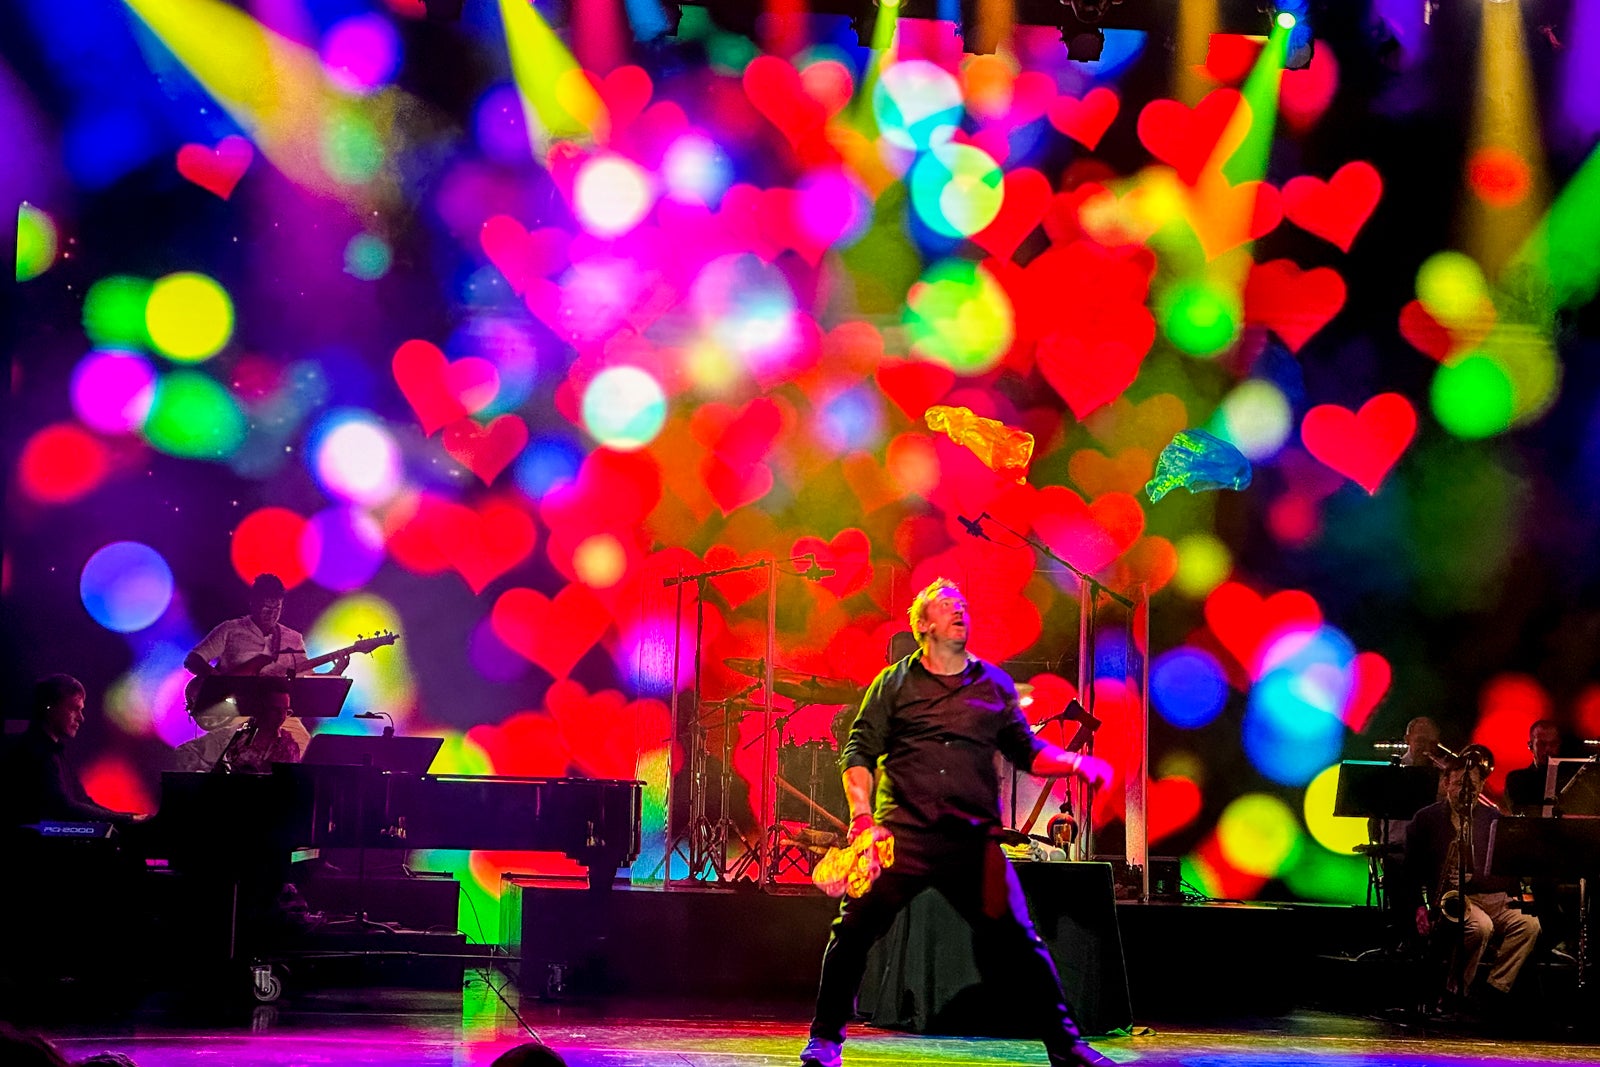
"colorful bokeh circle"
1431,354,1515,440
581,367,667,451
904,260,1013,373
908,142,1005,239
145,272,234,363
17,202,58,282
18,424,110,504
80,541,175,633
873,60,964,151
72,349,157,433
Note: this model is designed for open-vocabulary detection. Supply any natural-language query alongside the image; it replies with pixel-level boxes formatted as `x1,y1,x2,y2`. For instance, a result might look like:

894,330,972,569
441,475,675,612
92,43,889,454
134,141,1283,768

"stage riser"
500,873,1378,1021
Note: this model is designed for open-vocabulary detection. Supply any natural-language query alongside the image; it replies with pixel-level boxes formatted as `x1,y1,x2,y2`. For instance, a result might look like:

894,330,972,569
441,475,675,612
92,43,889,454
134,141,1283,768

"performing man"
801,578,1116,1067
1503,719,1561,815
1407,749,1540,1008
180,573,347,769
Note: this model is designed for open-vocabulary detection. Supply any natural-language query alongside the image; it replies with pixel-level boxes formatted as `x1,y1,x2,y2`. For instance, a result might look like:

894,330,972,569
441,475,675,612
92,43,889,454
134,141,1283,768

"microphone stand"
663,558,776,885
970,512,1133,862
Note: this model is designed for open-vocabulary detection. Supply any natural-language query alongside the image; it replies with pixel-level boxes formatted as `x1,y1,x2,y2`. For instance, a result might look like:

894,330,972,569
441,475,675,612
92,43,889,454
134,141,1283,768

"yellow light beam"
499,0,606,153
1464,0,1549,281
120,0,400,198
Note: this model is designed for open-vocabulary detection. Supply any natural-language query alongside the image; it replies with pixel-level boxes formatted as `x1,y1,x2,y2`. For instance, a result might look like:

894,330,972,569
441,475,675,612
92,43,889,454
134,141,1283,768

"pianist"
0,674,144,828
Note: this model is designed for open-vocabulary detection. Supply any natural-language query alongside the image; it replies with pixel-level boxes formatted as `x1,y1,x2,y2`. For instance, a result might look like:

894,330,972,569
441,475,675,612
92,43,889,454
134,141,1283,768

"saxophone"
1432,750,1491,924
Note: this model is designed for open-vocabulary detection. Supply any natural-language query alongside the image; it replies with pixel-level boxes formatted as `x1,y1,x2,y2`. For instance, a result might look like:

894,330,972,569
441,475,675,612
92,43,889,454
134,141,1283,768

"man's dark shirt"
0,726,132,827
1504,764,1548,815
841,651,1046,870
1405,797,1512,900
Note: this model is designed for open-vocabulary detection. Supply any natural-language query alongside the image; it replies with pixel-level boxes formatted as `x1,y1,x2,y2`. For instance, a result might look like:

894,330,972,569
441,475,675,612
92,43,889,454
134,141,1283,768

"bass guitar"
185,631,398,713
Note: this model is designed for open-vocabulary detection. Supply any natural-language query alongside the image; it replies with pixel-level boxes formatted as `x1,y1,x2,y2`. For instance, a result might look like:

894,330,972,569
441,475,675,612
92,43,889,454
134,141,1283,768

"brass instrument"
1431,745,1495,925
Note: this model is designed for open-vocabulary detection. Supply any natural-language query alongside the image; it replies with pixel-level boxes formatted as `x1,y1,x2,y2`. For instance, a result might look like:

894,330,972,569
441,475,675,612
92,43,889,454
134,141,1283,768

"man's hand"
854,823,893,882
1074,754,1114,790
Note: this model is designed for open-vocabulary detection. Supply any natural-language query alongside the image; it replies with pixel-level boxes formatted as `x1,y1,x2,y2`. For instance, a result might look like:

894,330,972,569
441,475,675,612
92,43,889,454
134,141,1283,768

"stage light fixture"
423,0,464,20
1272,0,1314,70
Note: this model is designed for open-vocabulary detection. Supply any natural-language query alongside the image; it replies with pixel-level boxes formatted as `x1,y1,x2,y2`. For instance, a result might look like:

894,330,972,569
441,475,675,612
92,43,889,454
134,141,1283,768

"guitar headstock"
351,631,399,655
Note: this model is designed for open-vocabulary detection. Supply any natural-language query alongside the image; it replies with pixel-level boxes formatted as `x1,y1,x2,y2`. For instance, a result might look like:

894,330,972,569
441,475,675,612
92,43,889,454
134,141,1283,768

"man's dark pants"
810,842,1083,1058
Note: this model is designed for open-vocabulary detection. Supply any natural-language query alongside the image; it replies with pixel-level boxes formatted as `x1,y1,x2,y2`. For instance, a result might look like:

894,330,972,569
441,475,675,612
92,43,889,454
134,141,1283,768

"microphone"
958,513,991,541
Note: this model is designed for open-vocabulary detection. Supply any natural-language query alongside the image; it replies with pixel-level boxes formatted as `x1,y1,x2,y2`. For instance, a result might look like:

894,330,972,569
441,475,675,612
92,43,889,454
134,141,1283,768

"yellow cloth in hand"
813,831,896,898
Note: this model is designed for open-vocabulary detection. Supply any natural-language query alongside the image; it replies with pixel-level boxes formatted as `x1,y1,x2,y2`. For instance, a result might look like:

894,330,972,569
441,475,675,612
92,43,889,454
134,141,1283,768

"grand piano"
148,764,645,889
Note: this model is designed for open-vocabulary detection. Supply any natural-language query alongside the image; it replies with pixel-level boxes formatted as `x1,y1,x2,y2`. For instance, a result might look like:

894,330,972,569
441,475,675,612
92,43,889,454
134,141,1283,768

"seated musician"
1503,719,1561,816
172,678,301,773
1407,747,1539,1006
183,573,346,758
0,674,145,829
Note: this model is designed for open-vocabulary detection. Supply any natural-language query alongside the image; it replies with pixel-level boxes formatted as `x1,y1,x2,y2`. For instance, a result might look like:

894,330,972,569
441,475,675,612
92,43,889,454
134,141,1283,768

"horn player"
1405,746,1539,1013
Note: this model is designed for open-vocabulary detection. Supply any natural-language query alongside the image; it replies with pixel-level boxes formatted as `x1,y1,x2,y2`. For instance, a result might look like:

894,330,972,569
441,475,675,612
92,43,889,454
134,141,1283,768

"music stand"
1556,758,1600,817
1334,761,1438,821
301,734,443,775
1335,761,1438,909
190,675,353,718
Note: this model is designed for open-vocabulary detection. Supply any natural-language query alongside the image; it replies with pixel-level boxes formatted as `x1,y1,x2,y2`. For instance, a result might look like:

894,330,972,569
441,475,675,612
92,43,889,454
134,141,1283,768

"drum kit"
674,656,863,884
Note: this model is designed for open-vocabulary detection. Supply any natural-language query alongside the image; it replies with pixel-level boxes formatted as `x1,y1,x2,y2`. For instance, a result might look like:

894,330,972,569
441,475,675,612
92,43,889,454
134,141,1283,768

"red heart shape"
1243,259,1347,352
1398,300,1454,363
703,455,775,514
393,340,470,436
1282,161,1382,252
597,65,653,137
480,215,570,296
1032,487,1144,576
702,544,765,609
467,711,571,777
875,360,955,420
545,681,671,780
1204,581,1323,678
1343,651,1391,732
791,528,873,598
1148,776,1203,843
1136,89,1245,185
492,584,611,679
444,357,500,414
176,135,253,199
972,168,1052,263
1048,87,1120,151
1281,47,1340,134
1190,175,1282,259
1300,392,1416,494
1037,334,1146,420
743,55,828,154
442,414,528,486
387,494,538,593
1200,35,1265,85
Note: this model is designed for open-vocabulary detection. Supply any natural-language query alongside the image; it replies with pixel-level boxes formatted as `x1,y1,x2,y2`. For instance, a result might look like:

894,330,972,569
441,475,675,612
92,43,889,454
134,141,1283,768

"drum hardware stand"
743,703,820,886
662,559,775,887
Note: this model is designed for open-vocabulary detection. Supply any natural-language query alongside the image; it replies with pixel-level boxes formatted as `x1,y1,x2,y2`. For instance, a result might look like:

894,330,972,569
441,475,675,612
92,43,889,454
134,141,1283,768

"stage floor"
29,980,1600,1067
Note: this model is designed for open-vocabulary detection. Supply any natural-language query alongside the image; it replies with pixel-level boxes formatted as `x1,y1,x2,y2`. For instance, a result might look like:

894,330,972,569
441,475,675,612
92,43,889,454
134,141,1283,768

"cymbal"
724,656,765,678
771,669,861,705
722,656,861,705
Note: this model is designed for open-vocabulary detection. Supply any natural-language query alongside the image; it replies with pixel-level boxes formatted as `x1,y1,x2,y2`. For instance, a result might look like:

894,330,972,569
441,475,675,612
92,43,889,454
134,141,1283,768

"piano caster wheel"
251,963,283,1004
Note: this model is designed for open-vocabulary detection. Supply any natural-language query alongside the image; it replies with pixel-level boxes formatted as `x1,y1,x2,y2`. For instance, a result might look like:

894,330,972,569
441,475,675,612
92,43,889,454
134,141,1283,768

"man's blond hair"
908,578,960,648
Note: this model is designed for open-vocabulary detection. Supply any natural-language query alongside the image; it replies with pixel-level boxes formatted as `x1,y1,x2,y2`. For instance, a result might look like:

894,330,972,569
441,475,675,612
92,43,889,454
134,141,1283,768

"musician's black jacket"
0,725,134,827
840,651,1046,874
1404,798,1514,901
1504,764,1548,815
